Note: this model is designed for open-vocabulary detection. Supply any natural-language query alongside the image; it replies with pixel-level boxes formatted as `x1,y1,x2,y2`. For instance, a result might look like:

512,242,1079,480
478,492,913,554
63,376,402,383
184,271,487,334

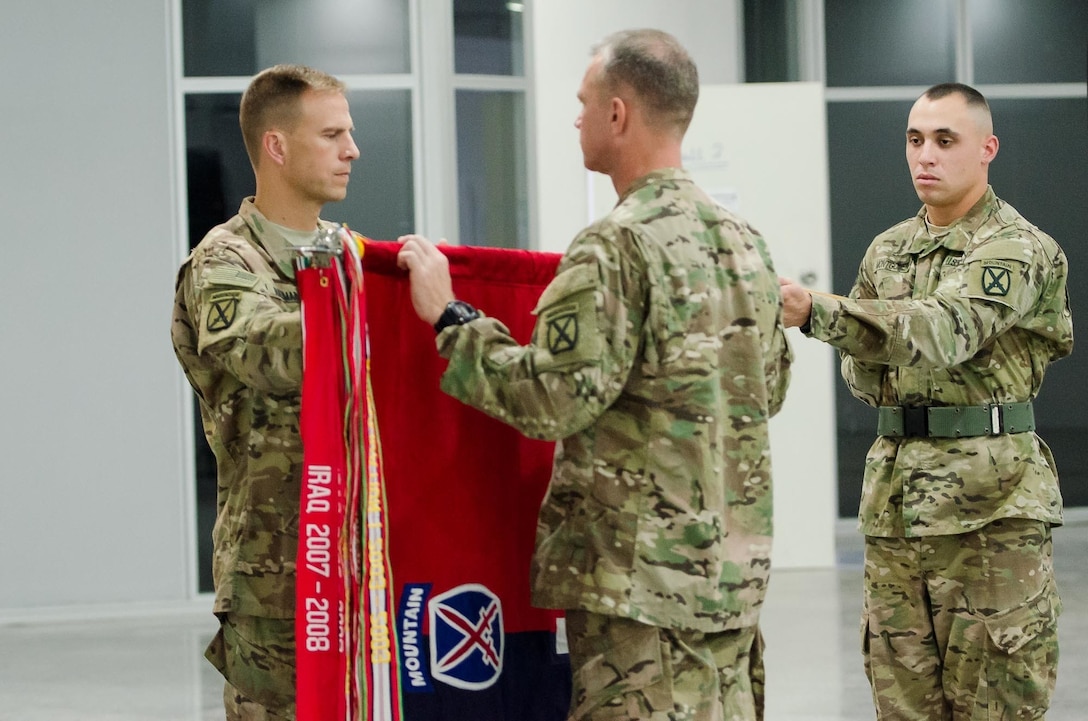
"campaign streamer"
340,232,403,721
296,229,402,721
296,255,351,721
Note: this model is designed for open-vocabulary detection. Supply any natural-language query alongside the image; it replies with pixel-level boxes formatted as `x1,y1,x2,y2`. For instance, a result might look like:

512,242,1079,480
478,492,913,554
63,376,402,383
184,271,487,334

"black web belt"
877,402,1035,438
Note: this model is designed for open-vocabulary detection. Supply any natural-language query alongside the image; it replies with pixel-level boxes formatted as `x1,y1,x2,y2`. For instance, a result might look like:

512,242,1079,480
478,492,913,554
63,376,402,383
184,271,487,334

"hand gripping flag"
298,234,572,720
361,241,571,721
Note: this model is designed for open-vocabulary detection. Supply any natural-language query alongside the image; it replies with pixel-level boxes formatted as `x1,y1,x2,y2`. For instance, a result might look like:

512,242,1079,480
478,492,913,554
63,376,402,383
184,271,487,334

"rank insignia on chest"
207,291,240,331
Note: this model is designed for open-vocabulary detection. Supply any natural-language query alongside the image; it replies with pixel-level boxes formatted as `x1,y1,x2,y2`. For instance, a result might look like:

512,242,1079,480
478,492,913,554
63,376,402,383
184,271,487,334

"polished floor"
1,513,1085,721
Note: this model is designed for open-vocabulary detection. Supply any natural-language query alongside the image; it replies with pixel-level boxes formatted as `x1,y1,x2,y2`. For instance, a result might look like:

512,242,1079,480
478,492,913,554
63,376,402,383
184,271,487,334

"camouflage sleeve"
187,246,302,393
765,315,792,418
437,229,647,441
810,235,1048,370
749,232,792,417
836,263,887,406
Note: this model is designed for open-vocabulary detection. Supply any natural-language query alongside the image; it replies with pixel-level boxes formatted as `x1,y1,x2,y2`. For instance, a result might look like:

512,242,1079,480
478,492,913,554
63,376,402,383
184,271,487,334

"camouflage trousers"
206,613,296,720
223,681,294,721
564,609,765,721
862,518,1060,720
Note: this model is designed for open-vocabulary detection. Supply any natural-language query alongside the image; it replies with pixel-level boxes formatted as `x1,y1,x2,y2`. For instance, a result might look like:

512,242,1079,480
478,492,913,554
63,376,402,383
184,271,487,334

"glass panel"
456,90,529,247
183,0,410,77
185,94,252,245
338,90,415,240
182,1,256,77
184,94,249,593
743,0,796,83
824,0,956,87
454,0,524,76
986,98,1088,507
826,100,923,516
970,0,1088,84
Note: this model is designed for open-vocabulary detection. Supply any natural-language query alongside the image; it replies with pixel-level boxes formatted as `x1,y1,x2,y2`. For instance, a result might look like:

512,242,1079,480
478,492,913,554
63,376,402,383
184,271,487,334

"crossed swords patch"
546,312,579,354
207,292,240,331
981,265,1011,297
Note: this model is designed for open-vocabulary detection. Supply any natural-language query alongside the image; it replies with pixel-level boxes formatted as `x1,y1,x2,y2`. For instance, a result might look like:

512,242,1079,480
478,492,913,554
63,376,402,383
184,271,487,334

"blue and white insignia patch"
428,583,504,690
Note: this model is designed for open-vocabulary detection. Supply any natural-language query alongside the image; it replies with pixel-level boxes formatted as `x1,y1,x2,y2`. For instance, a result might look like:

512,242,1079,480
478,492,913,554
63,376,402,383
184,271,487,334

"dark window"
971,0,1088,84
825,0,956,87
454,0,524,75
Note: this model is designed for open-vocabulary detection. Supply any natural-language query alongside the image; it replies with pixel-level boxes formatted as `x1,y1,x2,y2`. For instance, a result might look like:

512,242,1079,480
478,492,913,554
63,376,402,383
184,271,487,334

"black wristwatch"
433,300,480,334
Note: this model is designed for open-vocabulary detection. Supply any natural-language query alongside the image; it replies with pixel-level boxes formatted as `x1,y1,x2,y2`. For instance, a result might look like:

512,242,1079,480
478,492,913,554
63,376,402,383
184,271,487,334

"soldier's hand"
396,234,456,326
778,277,814,329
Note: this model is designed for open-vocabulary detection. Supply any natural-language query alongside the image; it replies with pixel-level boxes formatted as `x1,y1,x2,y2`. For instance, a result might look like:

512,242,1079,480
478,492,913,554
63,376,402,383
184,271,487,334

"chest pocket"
872,256,915,300
531,263,602,370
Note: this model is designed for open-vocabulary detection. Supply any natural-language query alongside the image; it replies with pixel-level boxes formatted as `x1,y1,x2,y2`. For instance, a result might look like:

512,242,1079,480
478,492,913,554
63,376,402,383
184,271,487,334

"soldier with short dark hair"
397,29,792,721
780,82,1073,719
171,63,359,720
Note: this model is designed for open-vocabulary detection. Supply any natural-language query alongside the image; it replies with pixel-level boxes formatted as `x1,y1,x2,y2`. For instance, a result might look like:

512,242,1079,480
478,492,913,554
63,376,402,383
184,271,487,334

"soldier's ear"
263,130,288,166
981,134,998,166
609,97,627,136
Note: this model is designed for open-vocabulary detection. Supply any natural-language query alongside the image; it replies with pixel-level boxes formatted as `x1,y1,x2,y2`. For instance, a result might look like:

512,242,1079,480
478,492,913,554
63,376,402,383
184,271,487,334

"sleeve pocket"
531,263,602,371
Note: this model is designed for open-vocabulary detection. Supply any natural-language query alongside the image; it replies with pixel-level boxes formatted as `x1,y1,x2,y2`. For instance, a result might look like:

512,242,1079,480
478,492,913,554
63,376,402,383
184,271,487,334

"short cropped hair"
239,64,346,169
923,82,991,116
593,29,700,135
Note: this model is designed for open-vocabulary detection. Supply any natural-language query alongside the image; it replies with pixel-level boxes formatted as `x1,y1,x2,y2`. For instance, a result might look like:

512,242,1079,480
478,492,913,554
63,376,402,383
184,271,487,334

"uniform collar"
617,167,693,204
905,186,998,255
238,197,337,279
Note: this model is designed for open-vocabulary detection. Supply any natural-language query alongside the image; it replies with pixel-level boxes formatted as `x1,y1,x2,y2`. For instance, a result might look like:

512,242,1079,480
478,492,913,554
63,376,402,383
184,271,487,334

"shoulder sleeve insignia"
545,307,579,354
206,290,240,331
532,263,601,369
963,238,1030,306
981,264,1011,297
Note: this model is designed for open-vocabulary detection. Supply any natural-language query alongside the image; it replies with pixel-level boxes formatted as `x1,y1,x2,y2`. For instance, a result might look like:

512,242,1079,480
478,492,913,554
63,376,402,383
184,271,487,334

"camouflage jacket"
438,168,792,632
808,187,1073,537
172,198,338,617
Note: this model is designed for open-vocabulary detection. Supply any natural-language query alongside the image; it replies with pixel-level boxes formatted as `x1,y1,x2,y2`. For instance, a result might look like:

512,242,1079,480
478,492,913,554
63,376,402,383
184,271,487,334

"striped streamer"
296,229,402,720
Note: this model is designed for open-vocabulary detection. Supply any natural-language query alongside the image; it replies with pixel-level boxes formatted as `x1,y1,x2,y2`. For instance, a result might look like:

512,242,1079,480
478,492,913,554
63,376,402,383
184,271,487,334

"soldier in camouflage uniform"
781,83,1073,719
398,29,792,721
171,64,359,721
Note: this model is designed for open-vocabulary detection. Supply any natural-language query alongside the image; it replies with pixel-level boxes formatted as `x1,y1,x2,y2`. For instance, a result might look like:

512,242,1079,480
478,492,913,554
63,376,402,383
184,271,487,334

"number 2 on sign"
305,523,331,578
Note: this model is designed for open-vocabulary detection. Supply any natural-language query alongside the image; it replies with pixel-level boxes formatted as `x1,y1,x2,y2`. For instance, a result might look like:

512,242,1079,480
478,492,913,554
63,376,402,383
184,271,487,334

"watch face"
451,301,475,321
435,300,479,333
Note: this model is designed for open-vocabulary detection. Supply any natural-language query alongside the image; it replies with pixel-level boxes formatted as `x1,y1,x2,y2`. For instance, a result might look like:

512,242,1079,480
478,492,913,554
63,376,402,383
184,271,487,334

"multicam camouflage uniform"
806,187,1073,719
439,168,792,719
172,198,338,717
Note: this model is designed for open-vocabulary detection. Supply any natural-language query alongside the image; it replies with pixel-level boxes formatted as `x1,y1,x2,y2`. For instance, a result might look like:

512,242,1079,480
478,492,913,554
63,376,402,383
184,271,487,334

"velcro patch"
533,263,601,369
206,290,240,331
980,264,1011,297
545,307,579,355
965,258,1023,307
206,266,259,289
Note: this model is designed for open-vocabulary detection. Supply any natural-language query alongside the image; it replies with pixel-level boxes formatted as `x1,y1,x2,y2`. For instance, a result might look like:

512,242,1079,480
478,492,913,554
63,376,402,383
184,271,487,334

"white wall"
0,1,191,615
532,0,743,253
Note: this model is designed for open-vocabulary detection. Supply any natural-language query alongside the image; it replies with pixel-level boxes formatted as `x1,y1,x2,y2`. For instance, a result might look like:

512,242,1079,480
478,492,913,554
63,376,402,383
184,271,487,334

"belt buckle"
903,406,928,438
989,404,1002,435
